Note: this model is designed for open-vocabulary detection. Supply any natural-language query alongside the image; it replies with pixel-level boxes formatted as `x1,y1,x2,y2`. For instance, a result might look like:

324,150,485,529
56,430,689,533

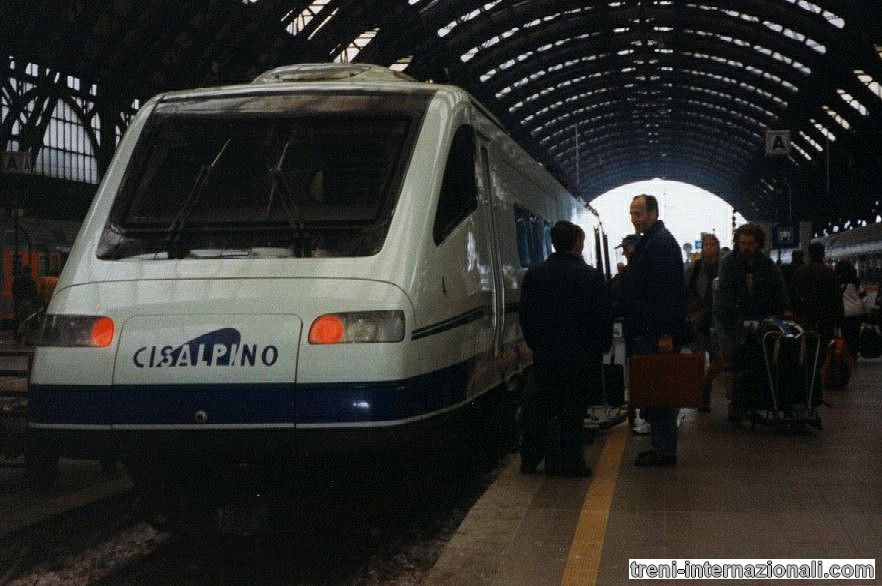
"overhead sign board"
771,222,799,248
1,151,33,174
765,130,791,157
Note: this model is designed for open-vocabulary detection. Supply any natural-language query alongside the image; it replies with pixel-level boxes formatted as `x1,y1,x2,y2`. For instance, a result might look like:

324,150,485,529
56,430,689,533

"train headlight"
308,311,405,344
37,315,115,347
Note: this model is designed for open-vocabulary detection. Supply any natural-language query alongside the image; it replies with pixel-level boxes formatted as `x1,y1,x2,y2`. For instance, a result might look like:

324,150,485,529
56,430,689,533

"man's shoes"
632,421,651,435
634,450,677,467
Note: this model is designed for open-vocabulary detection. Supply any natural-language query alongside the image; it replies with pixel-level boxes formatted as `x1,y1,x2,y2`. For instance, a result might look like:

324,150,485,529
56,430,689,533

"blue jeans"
629,335,679,458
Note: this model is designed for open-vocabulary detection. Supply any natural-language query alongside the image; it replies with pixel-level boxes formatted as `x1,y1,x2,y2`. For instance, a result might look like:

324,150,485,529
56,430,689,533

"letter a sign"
1,151,33,174
765,130,791,157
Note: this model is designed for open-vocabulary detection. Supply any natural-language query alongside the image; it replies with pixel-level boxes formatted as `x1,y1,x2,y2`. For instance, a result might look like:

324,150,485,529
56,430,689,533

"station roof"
3,1,882,228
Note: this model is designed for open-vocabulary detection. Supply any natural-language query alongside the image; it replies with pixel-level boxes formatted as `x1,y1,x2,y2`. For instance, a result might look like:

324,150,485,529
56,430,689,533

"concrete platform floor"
427,357,882,585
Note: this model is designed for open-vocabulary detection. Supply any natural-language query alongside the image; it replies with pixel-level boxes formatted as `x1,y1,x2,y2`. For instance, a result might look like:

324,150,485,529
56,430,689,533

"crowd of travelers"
518,193,879,476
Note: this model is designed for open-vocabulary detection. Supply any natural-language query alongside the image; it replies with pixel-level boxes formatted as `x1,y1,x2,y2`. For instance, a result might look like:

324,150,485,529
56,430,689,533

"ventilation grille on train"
253,63,415,84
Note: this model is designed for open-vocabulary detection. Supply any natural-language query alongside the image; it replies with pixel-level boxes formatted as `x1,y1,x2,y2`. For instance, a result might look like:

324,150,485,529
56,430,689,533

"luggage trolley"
730,318,823,431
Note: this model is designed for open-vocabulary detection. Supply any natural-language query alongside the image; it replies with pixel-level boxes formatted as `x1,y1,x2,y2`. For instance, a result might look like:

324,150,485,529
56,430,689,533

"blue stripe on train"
28,360,472,427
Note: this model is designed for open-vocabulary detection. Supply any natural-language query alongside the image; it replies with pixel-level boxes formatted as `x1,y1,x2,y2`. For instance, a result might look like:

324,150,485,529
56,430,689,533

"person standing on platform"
835,260,867,360
685,233,722,412
714,223,790,412
519,220,612,477
780,249,805,289
622,194,686,467
790,242,843,348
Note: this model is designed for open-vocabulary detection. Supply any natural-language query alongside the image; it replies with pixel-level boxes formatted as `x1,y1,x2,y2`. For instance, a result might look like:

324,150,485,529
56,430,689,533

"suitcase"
822,336,853,389
629,351,704,408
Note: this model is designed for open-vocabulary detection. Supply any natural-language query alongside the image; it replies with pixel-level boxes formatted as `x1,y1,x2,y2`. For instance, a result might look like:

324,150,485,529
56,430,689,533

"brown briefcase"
629,351,705,408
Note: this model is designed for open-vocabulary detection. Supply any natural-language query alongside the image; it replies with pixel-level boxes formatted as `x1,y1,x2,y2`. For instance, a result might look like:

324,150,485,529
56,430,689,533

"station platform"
427,357,882,585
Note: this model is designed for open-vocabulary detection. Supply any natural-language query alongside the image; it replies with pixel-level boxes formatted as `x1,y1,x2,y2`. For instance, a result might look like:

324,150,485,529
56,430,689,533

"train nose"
110,314,301,428
113,314,300,386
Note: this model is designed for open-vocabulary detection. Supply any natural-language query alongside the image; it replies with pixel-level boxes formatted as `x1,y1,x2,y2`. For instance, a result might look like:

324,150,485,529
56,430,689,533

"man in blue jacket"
519,220,612,477
622,194,686,467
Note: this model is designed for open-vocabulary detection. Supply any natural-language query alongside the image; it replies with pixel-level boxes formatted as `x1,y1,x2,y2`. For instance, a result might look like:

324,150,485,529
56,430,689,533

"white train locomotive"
27,64,599,491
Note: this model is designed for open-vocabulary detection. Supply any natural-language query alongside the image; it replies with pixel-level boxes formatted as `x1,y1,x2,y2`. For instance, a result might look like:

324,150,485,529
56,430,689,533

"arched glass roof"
3,0,882,228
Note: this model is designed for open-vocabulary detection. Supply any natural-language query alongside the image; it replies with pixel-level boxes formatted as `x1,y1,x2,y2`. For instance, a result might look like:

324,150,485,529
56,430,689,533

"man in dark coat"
621,194,686,467
519,220,612,477
714,223,790,417
714,223,790,337
789,241,843,344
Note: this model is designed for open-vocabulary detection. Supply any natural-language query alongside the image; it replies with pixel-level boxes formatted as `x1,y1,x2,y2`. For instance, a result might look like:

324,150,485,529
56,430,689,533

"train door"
476,138,504,359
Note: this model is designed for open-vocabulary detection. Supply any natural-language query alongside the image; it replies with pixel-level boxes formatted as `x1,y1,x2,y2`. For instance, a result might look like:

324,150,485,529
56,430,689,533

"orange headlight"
308,314,346,344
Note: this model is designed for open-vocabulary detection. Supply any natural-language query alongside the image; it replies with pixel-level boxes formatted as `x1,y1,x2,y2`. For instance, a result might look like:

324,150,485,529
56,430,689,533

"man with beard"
714,223,790,416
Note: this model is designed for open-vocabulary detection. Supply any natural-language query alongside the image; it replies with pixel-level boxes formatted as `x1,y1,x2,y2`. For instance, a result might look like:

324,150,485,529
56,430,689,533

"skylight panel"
390,58,411,72
764,23,826,55
464,13,596,68
783,0,844,29
461,47,479,62
482,69,498,83
798,130,823,151
837,89,868,116
810,119,836,141
335,29,377,63
284,1,334,39
495,53,608,98
823,106,851,130
791,140,813,161
855,70,882,101
437,1,503,37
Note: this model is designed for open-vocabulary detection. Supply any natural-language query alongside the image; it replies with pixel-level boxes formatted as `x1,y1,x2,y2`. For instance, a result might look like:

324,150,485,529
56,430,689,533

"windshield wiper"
166,139,231,258
266,140,312,257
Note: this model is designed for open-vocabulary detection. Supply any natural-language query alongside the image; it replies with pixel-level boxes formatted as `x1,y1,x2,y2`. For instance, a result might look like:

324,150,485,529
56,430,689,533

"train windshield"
97,91,430,259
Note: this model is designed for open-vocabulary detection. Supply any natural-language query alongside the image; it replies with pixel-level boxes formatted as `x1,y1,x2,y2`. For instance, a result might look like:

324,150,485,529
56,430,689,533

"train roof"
815,221,882,257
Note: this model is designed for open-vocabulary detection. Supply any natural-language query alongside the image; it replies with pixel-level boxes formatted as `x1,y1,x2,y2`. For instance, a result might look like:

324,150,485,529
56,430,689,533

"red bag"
629,351,704,408
822,336,853,389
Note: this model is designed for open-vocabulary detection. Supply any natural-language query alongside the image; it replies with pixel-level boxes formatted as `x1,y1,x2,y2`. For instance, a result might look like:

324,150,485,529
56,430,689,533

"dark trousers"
629,335,679,458
520,371,588,473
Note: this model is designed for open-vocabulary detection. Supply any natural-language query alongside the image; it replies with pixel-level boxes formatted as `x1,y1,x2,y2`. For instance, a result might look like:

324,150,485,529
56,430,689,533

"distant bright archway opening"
588,179,747,265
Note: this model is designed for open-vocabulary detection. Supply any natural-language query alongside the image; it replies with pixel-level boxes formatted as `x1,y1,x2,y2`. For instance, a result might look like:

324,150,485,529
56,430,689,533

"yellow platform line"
561,422,628,585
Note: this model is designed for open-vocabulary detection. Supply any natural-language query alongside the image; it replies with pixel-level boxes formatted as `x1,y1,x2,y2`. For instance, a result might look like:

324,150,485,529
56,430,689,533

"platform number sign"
1,151,33,174
765,130,791,157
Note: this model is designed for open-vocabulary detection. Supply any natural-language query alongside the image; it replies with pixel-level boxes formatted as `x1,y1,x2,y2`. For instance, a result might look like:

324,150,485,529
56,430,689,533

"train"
0,217,78,328
26,63,602,498
814,221,882,288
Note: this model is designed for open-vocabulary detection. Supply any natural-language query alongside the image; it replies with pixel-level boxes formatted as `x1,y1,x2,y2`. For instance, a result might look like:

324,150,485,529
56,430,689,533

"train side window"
542,221,552,258
514,206,532,267
513,205,550,267
433,125,477,245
